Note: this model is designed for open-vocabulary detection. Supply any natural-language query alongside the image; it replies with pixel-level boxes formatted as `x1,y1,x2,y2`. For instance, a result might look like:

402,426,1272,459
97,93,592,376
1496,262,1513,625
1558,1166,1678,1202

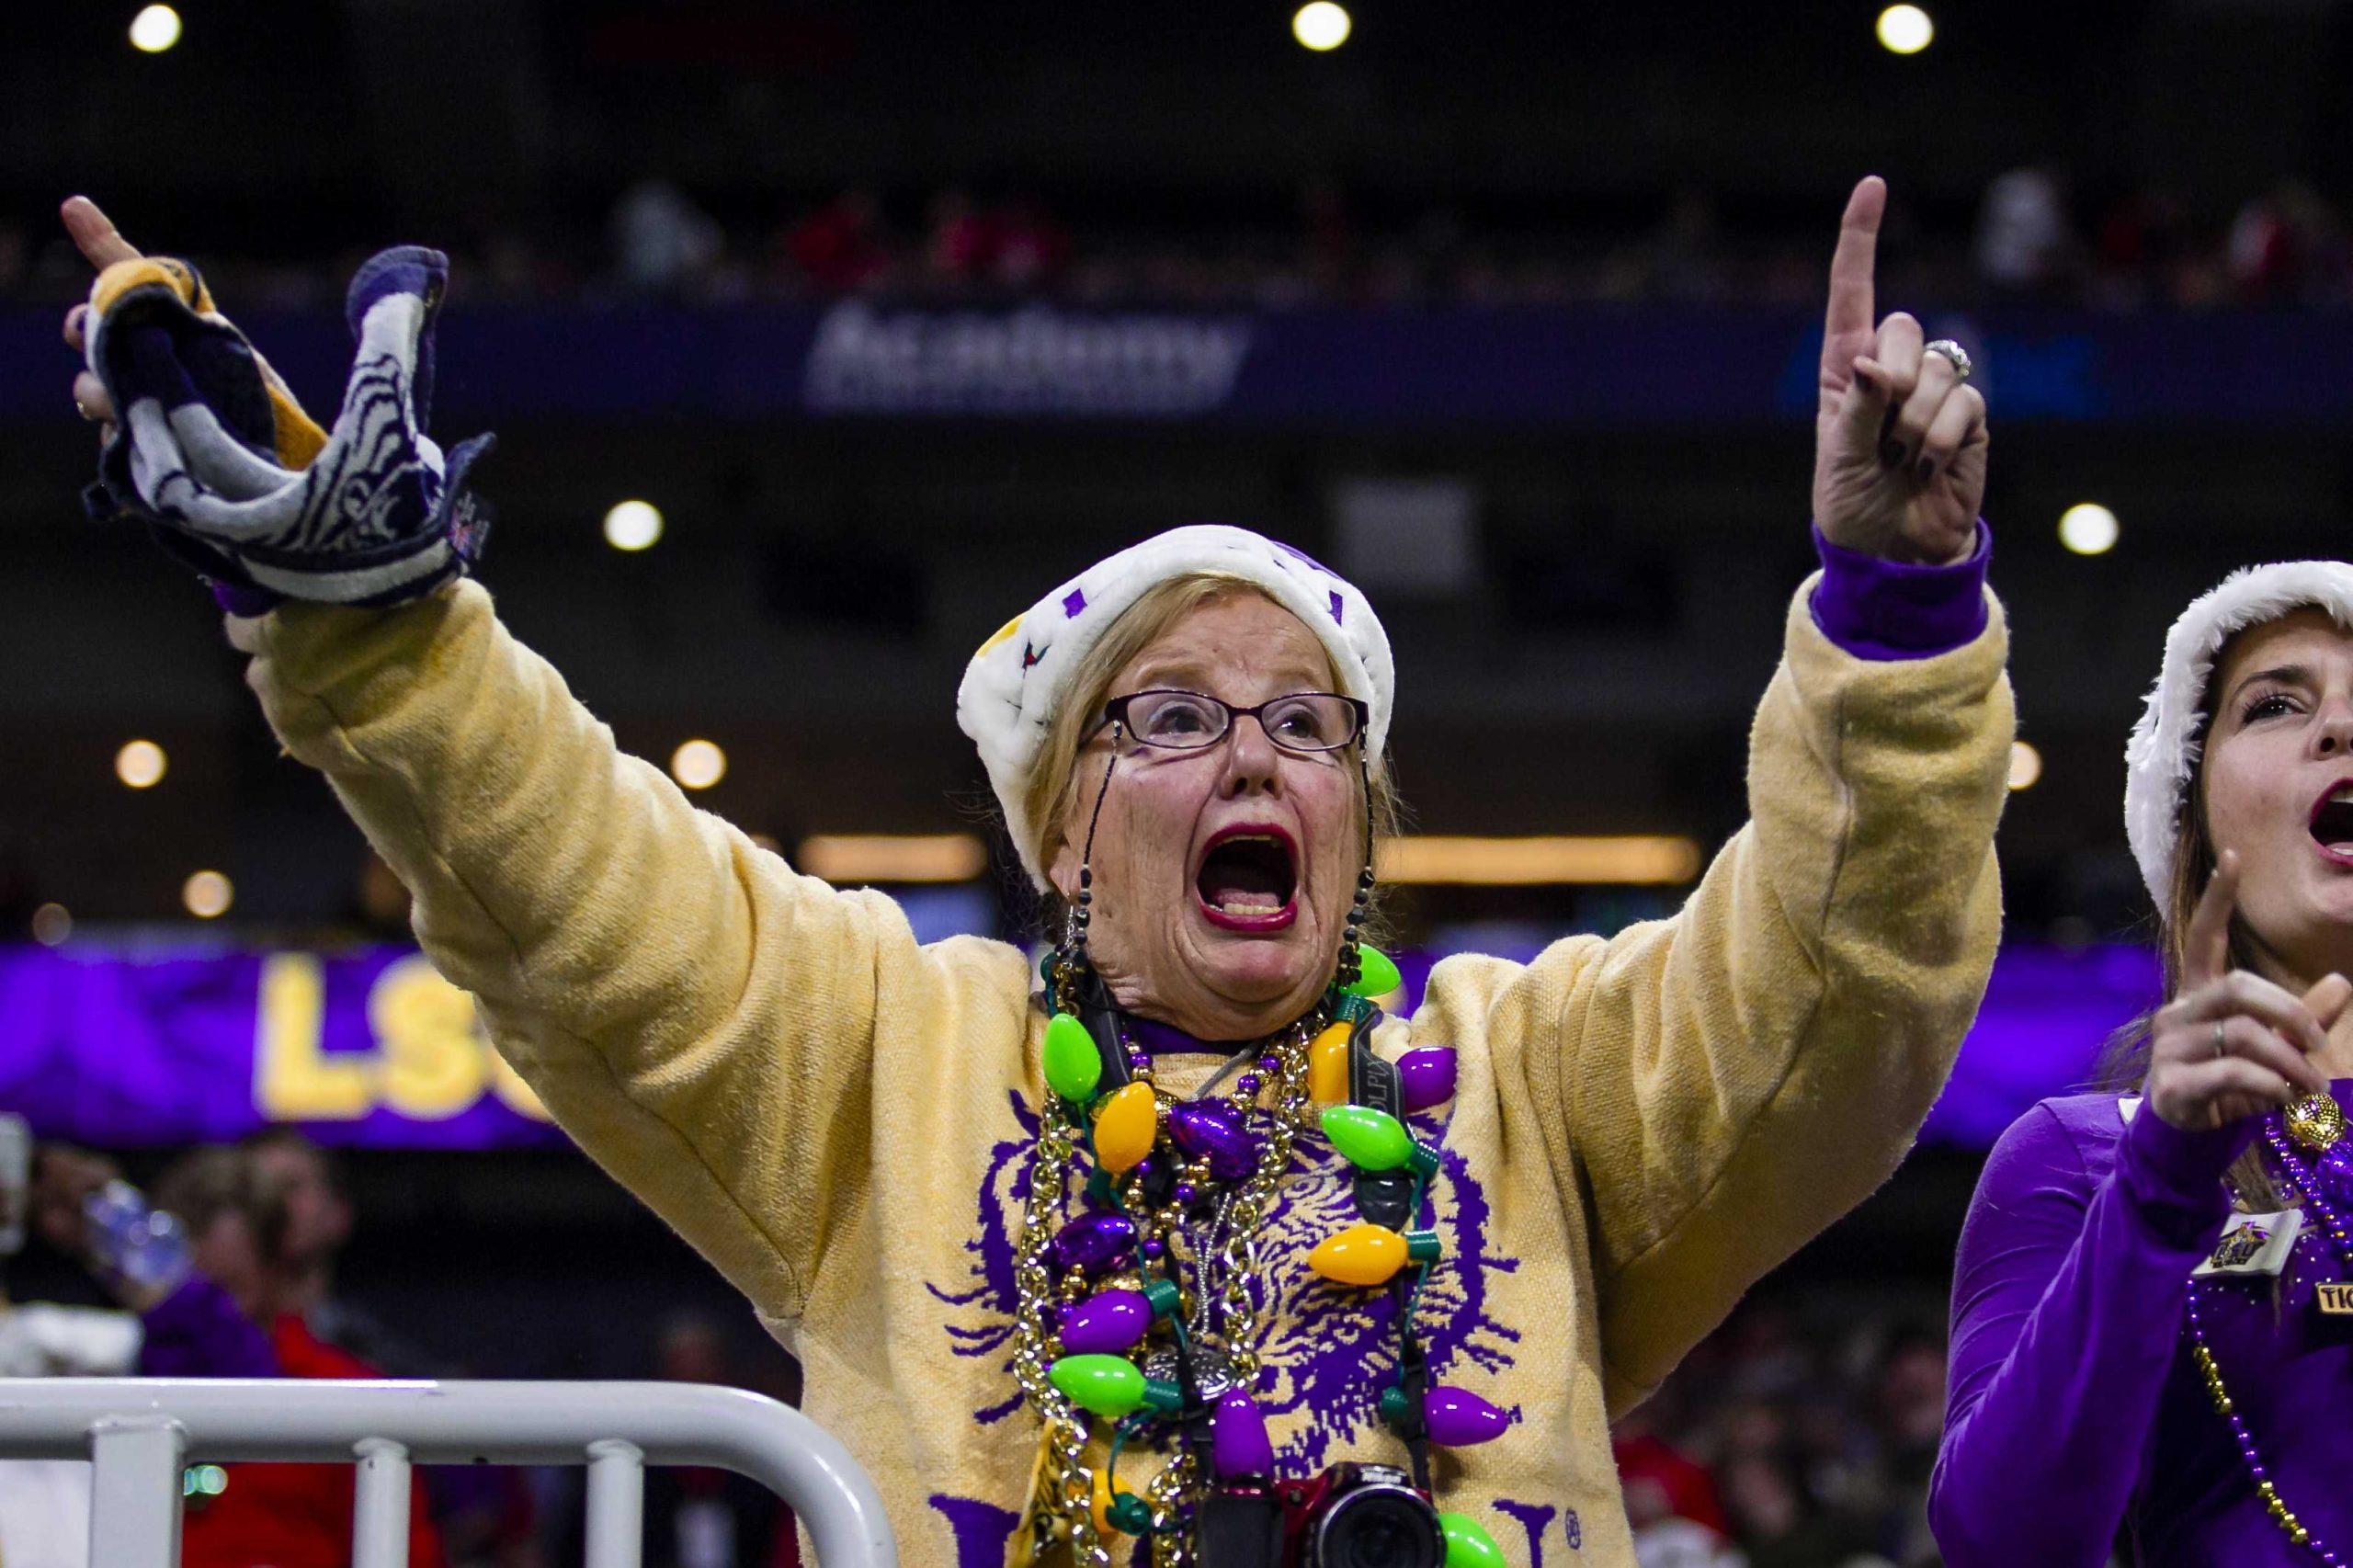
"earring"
1336,865,1374,988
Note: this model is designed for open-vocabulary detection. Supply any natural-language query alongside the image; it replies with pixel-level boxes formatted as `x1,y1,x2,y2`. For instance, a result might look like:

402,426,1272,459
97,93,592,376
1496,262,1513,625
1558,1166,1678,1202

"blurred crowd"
0,1121,802,1568
1612,1293,1954,1568
6,167,2351,314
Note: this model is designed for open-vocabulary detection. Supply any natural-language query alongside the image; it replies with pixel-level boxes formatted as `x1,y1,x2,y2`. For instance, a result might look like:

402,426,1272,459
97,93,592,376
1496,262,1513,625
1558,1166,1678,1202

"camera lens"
1313,1486,1444,1568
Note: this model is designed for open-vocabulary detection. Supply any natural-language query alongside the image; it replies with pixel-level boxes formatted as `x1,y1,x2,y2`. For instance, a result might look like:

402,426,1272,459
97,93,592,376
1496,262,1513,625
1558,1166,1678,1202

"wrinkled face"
2201,609,2353,984
1050,591,1361,1039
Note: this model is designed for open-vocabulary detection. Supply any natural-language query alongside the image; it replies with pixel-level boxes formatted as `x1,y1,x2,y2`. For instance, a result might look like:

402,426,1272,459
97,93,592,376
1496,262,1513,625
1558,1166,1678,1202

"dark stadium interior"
9,3,2353,1563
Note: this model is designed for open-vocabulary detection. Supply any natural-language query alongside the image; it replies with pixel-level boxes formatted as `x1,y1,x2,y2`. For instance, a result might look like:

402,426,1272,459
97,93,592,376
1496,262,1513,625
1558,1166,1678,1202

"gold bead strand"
2184,1284,2331,1558
1011,1096,1112,1565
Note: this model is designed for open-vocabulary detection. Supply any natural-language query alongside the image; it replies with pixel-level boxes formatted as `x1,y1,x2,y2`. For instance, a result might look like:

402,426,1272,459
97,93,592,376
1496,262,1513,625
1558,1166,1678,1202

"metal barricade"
0,1378,898,1568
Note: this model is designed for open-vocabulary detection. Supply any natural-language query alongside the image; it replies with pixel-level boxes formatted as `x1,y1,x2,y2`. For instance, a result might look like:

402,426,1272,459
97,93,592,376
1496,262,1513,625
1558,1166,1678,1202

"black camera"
1199,1462,1444,1568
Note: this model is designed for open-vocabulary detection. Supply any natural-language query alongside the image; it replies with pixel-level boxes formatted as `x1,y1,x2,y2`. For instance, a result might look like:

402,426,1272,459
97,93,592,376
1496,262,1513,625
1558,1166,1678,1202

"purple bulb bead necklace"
1008,978,1323,1567
2182,1091,2352,1562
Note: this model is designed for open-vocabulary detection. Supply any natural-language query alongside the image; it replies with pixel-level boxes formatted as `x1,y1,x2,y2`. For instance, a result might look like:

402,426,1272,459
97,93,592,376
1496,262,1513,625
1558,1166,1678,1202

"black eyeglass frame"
1090,688,1370,755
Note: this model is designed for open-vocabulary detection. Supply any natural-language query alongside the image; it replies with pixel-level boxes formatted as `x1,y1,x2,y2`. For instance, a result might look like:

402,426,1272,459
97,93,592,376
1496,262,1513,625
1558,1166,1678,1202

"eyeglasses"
1096,689,1368,755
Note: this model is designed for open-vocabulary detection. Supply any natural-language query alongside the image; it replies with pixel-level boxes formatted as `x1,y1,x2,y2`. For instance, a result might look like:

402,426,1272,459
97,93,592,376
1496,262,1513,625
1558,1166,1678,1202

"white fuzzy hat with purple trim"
957,524,1393,890
2125,561,2353,907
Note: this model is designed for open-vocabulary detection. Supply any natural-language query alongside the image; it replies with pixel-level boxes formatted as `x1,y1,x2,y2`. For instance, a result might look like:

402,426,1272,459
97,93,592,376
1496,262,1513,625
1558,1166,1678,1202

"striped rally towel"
82,246,493,611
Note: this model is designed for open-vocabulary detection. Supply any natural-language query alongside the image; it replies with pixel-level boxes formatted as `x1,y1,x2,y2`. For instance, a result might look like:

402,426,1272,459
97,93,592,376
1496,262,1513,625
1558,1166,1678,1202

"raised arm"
1464,179,2009,1410
1488,558,2009,1413
57,201,1033,1321
244,587,1034,1318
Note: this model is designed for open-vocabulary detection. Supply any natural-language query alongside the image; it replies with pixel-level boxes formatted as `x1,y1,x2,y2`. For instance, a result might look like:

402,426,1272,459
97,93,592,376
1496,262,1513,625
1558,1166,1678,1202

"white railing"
0,1378,898,1568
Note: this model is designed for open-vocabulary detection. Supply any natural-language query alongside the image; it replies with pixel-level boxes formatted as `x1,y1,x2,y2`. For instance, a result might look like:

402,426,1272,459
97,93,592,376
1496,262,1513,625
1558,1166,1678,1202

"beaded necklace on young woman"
2185,1089,2352,1562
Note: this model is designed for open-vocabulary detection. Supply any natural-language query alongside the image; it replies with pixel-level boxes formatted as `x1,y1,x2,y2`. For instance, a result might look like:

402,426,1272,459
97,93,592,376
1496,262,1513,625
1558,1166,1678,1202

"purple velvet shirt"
1934,1087,2353,1566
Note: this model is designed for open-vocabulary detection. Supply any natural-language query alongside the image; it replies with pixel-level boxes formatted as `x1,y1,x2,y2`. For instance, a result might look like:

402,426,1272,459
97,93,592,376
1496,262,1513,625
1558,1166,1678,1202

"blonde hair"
1022,572,1402,913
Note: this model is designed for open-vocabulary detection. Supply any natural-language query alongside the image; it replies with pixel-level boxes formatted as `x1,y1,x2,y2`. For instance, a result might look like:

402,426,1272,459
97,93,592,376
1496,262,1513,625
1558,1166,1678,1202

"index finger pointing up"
2185,849,2243,989
60,196,142,272
1821,176,1887,378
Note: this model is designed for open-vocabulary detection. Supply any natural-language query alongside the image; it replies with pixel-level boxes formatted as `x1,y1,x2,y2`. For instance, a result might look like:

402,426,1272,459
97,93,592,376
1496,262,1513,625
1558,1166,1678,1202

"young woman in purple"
1936,563,2353,1565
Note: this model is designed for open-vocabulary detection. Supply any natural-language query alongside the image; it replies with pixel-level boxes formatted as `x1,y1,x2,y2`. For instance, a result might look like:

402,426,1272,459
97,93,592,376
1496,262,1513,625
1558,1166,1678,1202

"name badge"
2193,1210,2304,1278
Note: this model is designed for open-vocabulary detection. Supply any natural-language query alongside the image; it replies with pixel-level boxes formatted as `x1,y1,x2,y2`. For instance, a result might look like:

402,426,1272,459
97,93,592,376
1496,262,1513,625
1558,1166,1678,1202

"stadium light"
116,739,166,789
1293,2,1352,51
1876,5,1933,54
2007,741,2043,792
2059,502,2119,556
183,870,233,919
129,5,182,52
1374,835,1703,886
604,500,665,551
670,739,726,790
797,834,990,884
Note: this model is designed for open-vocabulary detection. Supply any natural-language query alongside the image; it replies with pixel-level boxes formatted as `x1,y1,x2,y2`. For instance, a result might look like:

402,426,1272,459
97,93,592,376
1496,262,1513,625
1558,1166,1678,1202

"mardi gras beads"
1438,1512,1507,1568
1051,1212,1137,1276
1093,1081,1160,1174
1166,1101,1257,1181
1307,1020,1353,1102
1050,1353,1184,1419
1017,972,1507,1564
1060,1281,1180,1355
1043,1011,1103,1101
1208,1387,1277,1479
1396,1046,1458,1114
1321,1105,1440,1177
1308,1221,1440,1287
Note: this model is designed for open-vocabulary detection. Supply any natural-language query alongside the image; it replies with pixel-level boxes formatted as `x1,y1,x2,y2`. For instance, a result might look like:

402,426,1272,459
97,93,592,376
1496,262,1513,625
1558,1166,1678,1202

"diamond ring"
1924,339,1972,381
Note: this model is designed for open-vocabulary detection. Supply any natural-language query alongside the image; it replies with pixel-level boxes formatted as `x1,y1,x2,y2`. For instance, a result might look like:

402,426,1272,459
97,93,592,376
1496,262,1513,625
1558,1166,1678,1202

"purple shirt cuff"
2115,1103,2248,1251
1808,521,1991,660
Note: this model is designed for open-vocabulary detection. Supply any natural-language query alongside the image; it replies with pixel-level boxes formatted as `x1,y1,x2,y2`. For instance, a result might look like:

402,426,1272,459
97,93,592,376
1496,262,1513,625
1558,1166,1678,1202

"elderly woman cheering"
56,176,2006,1568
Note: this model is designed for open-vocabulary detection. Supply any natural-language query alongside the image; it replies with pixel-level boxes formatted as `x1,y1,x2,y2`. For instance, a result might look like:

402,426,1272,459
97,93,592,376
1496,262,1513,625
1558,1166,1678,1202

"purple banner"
1,940,2161,1152
0,943,564,1150
1915,942,2160,1147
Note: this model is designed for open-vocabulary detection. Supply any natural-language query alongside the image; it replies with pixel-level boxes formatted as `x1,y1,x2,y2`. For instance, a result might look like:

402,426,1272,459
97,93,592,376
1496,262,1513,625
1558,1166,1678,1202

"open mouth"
2313,784,2353,860
1195,825,1300,931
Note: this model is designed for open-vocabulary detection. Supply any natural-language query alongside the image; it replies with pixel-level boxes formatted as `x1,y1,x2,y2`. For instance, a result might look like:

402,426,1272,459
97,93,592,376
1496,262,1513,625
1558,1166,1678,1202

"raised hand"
55,196,494,611
2145,851,2347,1132
1812,177,1987,565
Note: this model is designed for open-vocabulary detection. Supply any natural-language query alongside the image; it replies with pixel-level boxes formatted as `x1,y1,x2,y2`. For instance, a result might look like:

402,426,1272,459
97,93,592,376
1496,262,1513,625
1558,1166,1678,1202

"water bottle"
82,1179,191,1298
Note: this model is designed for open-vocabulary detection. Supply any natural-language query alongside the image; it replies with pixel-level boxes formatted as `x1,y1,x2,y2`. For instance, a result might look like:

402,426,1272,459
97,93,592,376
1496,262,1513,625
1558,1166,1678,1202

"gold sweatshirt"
238,576,2010,1566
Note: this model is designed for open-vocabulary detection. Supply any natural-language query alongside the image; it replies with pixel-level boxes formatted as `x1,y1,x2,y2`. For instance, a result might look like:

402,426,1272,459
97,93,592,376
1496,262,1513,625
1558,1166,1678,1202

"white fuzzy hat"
2125,561,2353,908
956,524,1394,890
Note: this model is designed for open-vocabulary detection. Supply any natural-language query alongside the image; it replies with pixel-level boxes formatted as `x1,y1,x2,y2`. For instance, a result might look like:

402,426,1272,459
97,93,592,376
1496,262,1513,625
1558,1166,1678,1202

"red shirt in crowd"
176,1315,446,1568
